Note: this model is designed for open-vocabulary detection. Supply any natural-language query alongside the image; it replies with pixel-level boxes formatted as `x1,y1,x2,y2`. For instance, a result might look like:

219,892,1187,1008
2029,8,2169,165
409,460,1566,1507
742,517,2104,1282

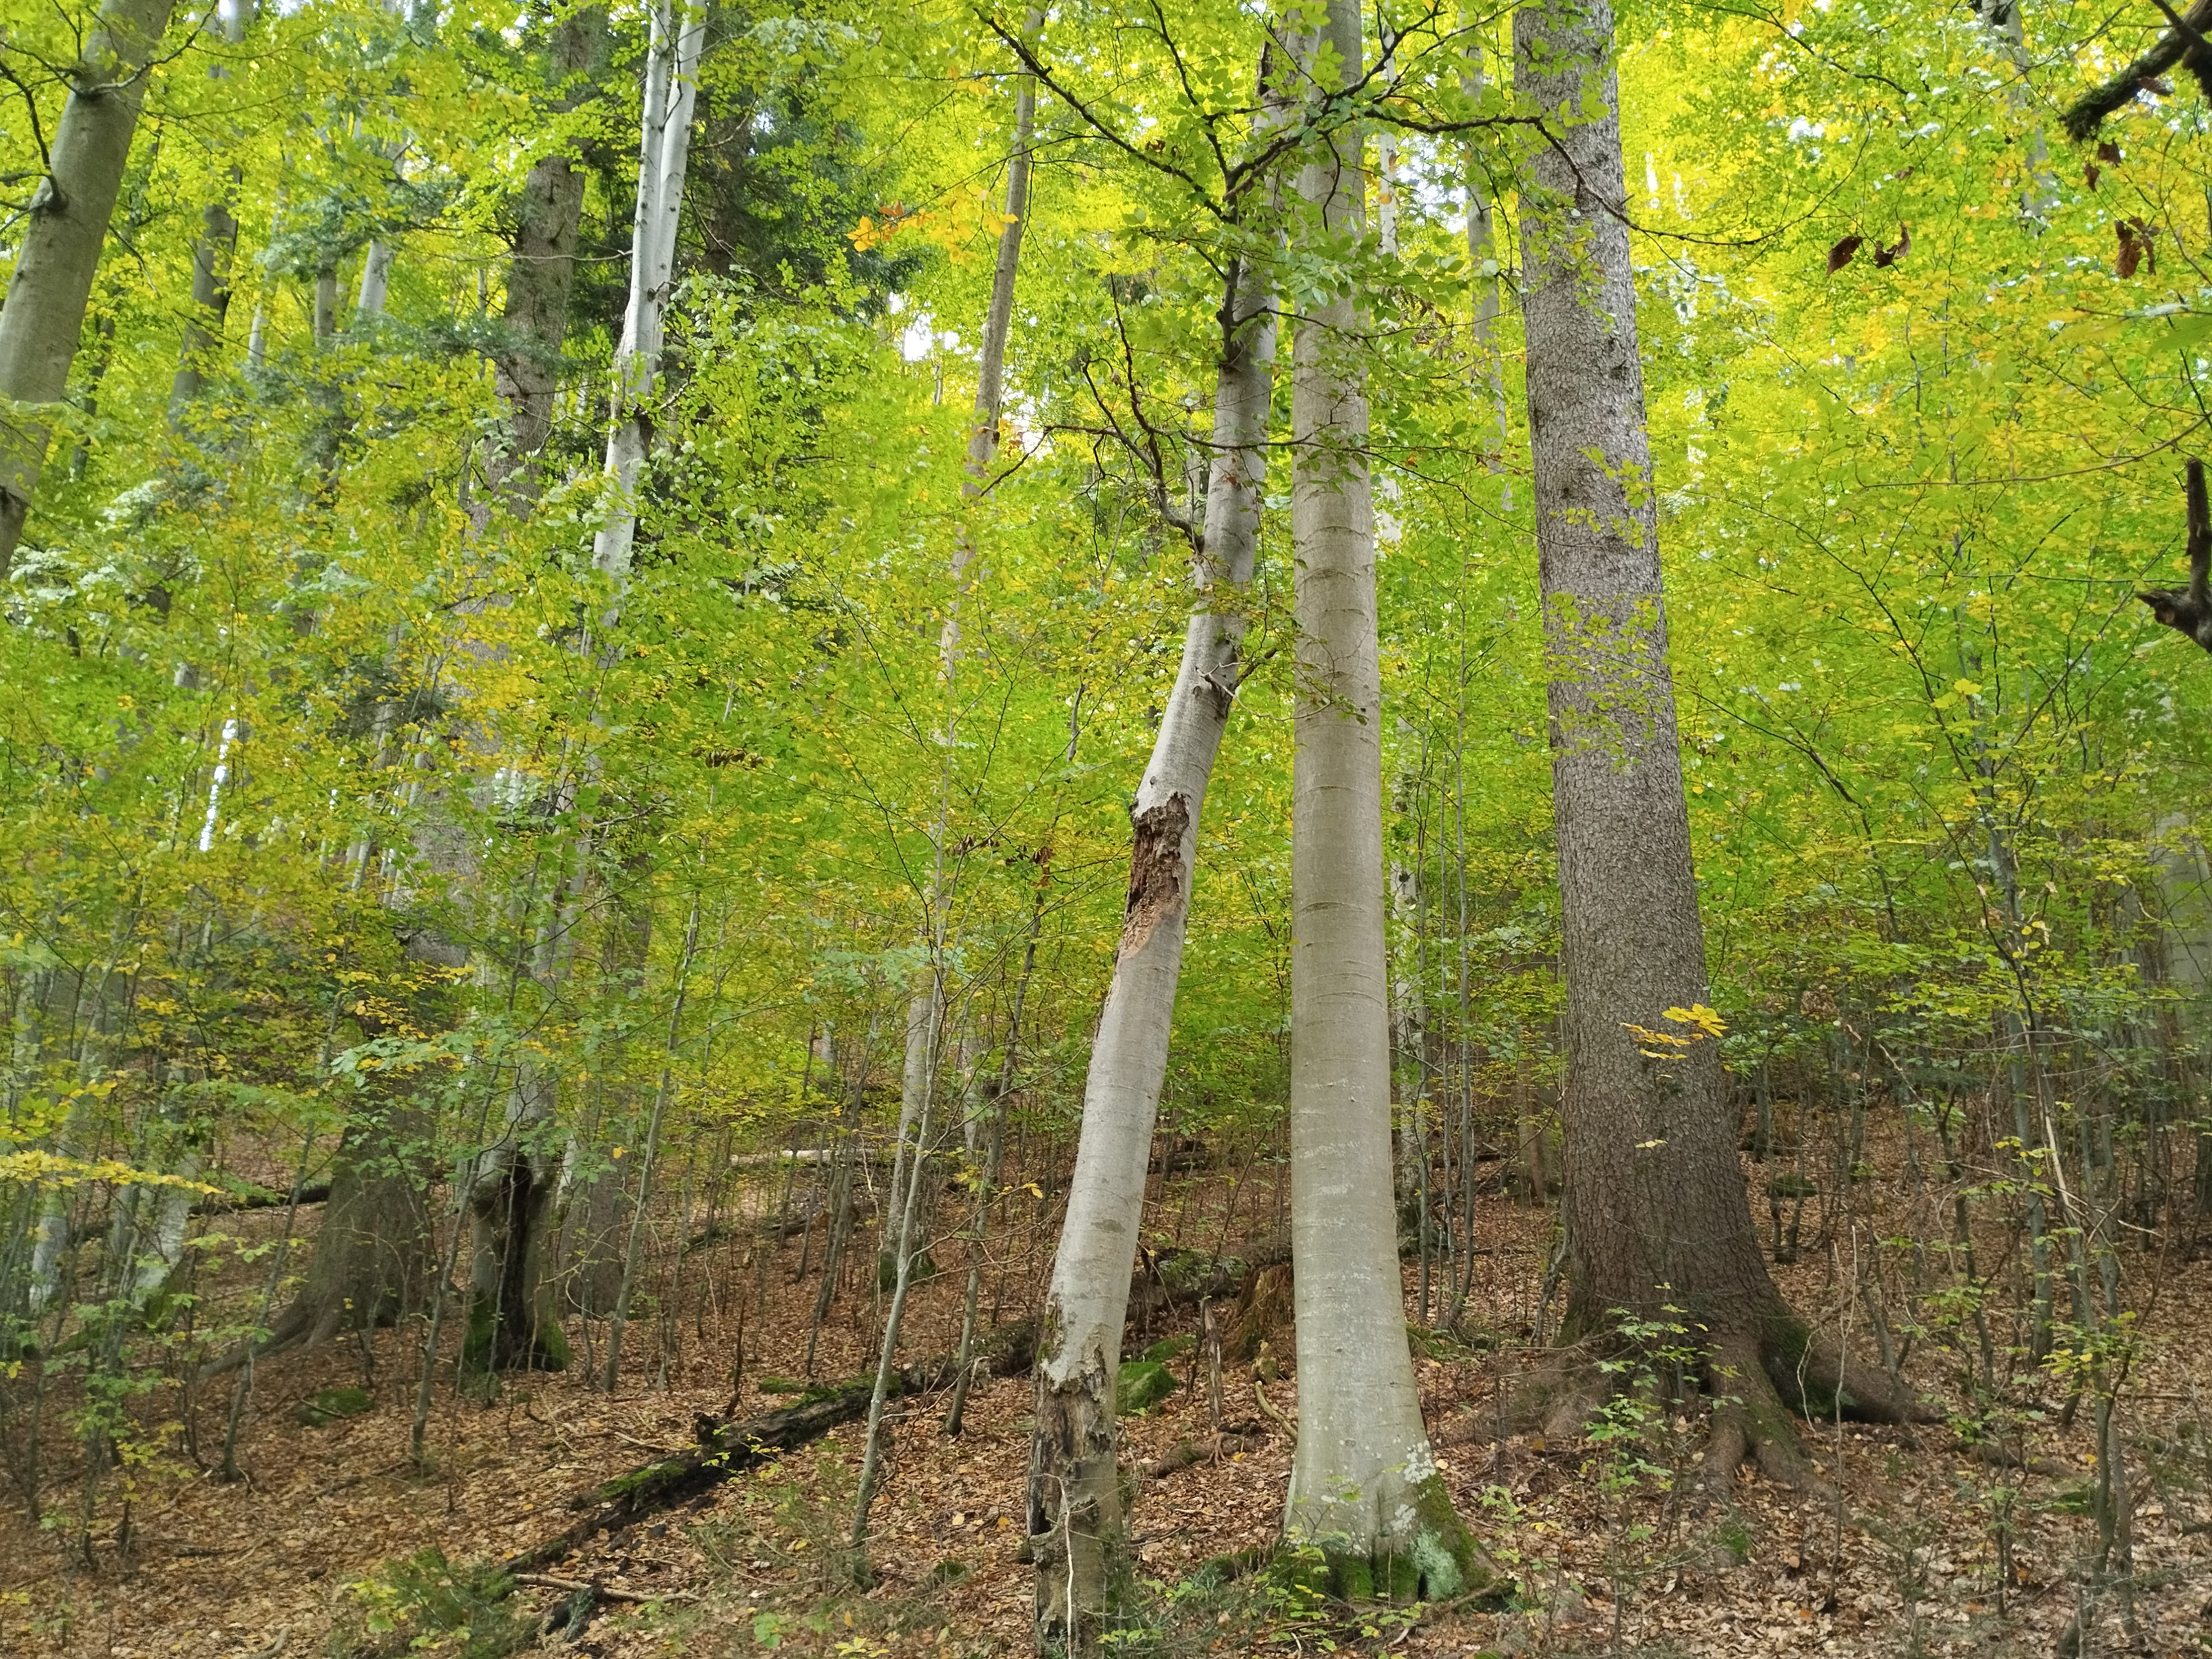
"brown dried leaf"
1827,234,1864,274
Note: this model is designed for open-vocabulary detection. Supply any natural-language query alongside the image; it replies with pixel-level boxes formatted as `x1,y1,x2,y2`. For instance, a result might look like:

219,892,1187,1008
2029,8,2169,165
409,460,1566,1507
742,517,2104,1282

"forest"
4,0,2212,1653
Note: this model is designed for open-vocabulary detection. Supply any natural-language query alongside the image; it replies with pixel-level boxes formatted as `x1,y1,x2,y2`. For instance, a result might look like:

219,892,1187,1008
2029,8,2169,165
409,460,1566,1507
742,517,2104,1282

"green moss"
1327,1551,1375,1600
1117,1358,1176,1412
1264,1544,1330,1611
1140,1333,1195,1365
589,1458,680,1505
536,1317,570,1371
460,1300,568,1375
300,1385,373,1426
461,1297,497,1373
1402,1470,1505,1602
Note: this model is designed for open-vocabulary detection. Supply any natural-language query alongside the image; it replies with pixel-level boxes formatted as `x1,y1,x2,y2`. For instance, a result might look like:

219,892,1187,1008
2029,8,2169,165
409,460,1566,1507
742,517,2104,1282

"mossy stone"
300,1385,373,1426
1141,1333,1195,1365
1117,1358,1176,1412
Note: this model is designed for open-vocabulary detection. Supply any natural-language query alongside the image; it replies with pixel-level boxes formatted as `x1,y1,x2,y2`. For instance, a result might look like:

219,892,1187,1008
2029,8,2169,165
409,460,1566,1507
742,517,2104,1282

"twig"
515,1572,695,1604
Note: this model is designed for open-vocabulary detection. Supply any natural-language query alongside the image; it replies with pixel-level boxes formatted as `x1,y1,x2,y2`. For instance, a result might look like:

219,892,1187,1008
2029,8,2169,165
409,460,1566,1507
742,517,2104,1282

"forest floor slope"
5,1147,2211,1657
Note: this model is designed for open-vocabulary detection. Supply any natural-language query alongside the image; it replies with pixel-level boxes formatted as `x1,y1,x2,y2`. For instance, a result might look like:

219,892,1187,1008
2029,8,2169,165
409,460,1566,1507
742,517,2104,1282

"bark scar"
1119,794,1191,959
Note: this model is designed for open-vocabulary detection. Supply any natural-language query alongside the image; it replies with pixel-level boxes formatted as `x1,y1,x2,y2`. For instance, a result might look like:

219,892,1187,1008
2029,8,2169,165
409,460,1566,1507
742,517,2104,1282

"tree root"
1704,1331,1820,1497
1494,1322,1926,1503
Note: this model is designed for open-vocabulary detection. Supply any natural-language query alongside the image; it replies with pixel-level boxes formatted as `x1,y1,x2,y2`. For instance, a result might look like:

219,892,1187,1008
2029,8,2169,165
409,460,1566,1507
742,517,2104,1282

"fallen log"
192,1181,333,1217
507,1318,1038,1573
509,1234,1286,1573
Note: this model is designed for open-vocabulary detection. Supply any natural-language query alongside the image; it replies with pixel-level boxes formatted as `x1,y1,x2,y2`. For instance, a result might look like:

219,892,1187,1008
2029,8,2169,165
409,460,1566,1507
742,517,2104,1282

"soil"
6,1134,2210,1658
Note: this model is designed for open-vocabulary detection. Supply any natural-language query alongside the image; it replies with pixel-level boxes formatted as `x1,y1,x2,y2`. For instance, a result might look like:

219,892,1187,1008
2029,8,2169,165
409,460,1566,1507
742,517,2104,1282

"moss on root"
1285,1474,1508,1607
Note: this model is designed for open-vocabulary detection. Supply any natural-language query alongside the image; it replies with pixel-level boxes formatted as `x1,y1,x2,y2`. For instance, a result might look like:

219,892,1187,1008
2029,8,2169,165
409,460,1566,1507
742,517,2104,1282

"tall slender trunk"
1279,0,1485,1599
0,0,177,573
603,899,701,1389
591,0,705,583
1513,0,1910,1485
1026,53,1279,1652
459,2,702,1377
168,0,255,420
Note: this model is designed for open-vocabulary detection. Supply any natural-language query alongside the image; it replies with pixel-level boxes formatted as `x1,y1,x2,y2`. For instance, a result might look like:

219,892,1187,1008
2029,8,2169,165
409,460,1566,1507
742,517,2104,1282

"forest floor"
6,1140,2212,1659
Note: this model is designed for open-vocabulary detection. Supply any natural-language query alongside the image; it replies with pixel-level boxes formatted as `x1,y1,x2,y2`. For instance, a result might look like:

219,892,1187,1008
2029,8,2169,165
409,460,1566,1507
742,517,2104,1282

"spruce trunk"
489,5,603,499
1512,0,1910,1481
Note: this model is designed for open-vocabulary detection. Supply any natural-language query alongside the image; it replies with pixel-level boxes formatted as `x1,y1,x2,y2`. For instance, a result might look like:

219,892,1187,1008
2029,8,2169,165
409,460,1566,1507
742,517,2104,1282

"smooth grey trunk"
168,0,255,419
1025,111,1282,1659
0,0,178,573
1462,29,1509,470
848,1063,933,1572
1280,0,1480,1595
353,238,394,324
881,977,940,1285
591,0,705,582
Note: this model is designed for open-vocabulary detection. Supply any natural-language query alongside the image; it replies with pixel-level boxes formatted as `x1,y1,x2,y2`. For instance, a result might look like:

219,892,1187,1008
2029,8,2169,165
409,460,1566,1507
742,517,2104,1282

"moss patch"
300,1385,373,1427
1117,1358,1176,1412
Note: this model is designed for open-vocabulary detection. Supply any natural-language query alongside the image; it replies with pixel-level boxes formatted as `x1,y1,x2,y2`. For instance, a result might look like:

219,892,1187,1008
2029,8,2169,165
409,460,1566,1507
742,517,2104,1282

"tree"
1025,51,1284,1650
0,0,178,573
1511,0,1912,1486
167,0,254,421
1278,0,1487,1598
489,4,606,499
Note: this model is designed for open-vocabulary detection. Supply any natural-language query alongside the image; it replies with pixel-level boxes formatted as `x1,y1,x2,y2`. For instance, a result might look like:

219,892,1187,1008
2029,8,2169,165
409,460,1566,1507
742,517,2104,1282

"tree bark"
254,1102,431,1353
1512,0,1910,1486
489,6,604,500
168,0,254,421
1279,0,1487,1598
465,1065,571,1372
1026,62,1281,1656
0,0,177,573
591,0,705,584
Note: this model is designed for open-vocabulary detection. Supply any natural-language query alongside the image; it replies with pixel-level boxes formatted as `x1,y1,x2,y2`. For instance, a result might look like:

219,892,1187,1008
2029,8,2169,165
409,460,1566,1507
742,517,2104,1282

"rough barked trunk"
1280,0,1486,1598
168,0,254,420
260,1103,432,1350
1513,0,1908,1482
0,0,178,573
1027,90,1280,1659
465,1069,570,1371
489,5,604,499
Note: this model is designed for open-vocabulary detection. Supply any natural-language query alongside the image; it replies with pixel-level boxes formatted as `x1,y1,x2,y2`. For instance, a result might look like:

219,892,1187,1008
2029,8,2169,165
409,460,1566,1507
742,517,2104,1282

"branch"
2062,0,2212,140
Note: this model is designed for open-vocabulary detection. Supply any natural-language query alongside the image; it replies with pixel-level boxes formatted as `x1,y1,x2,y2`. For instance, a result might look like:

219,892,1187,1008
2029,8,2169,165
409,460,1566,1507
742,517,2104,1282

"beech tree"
0,0,176,572
1278,0,1485,1594
1025,49,1286,1651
